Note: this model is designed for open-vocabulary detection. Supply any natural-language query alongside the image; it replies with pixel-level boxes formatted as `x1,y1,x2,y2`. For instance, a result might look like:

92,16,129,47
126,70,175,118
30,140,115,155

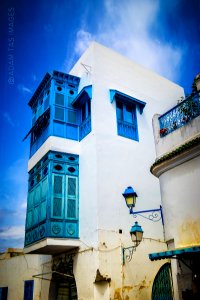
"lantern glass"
125,195,136,208
130,222,143,247
123,186,137,208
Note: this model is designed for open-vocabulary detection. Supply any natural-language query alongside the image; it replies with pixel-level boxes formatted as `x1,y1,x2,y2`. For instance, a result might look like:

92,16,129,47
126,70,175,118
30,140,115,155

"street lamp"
122,186,137,208
122,186,164,225
122,221,143,264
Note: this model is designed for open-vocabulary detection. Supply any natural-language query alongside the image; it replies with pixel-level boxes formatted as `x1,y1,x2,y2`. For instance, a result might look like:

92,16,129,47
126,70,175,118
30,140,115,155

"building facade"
0,42,186,299
150,81,200,300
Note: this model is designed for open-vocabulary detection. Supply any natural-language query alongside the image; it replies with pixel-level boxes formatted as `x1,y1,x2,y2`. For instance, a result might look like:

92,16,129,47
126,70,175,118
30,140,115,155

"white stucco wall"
152,114,200,248
0,254,51,300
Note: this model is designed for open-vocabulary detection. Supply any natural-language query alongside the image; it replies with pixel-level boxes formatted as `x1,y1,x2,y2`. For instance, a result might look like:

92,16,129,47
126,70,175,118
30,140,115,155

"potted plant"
160,128,168,137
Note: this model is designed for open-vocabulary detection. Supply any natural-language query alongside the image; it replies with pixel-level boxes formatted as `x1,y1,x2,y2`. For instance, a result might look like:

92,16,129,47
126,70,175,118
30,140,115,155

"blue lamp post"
122,221,143,264
122,186,164,264
122,186,164,225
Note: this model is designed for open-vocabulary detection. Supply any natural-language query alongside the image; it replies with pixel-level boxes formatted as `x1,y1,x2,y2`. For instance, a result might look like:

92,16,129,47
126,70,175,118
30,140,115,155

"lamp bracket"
130,205,164,225
122,246,136,264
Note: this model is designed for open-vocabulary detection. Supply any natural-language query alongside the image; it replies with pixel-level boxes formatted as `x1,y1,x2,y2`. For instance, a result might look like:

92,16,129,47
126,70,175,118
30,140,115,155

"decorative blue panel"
39,224,46,239
66,222,78,238
53,121,65,137
66,124,79,140
117,120,138,141
51,222,63,236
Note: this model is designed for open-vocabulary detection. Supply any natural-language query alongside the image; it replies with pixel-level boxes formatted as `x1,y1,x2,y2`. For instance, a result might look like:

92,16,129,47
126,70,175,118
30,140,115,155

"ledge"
24,238,80,255
151,136,200,177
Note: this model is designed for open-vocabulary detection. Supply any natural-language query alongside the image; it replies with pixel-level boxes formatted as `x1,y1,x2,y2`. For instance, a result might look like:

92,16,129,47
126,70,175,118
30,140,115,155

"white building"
150,79,200,300
0,42,185,300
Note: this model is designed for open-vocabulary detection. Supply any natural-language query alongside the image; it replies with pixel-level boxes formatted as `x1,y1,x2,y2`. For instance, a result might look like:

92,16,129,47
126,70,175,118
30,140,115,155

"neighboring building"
0,249,51,300
150,81,200,300
0,42,185,300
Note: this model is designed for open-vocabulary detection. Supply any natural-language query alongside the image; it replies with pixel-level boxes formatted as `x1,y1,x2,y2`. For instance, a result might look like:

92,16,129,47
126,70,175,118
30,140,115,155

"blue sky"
0,0,200,251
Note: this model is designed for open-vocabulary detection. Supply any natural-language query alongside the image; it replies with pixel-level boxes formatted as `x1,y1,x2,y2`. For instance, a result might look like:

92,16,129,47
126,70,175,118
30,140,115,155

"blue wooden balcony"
159,93,200,137
117,120,138,141
79,116,91,141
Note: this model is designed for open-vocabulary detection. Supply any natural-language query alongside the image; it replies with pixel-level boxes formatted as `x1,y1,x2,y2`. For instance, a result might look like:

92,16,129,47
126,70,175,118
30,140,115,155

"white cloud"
73,0,183,81
18,84,32,94
3,112,15,127
74,30,95,55
0,226,24,240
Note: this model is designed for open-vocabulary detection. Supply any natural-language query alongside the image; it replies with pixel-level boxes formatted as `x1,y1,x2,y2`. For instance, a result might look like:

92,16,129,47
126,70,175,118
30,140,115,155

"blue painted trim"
72,85,92,107
149,246,200,261
110,89,146,114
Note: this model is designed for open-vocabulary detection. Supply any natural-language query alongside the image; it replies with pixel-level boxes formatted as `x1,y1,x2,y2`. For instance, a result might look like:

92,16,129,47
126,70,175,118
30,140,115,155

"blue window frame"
0,287,8,300
110,89,146,141
116,100,138,141
72,85,92,141
24,280,34,300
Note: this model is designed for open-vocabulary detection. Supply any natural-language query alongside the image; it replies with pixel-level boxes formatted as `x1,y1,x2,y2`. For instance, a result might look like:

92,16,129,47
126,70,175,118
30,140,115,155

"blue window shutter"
40,177,48,222
24,280,34,300
116,100,139,141
67,176,77,219
52,174,63,218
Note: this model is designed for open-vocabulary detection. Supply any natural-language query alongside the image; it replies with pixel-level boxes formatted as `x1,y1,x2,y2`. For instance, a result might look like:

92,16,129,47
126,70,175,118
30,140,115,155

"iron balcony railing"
159,92,200,137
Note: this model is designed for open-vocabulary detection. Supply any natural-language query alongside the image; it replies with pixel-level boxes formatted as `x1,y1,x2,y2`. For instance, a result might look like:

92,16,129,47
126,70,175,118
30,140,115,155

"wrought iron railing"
159,92,200,137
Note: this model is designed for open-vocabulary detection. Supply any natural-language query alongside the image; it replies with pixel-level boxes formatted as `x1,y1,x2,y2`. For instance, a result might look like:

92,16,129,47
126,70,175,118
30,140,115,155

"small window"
55,107,64,121
55,93,64,106
68,167,75,173
69,90,74,95
24,280,34,300
116,100,138,141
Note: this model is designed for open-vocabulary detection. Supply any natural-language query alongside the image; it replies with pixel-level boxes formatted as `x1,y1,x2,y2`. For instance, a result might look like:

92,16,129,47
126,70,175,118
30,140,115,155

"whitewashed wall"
0,254,51,300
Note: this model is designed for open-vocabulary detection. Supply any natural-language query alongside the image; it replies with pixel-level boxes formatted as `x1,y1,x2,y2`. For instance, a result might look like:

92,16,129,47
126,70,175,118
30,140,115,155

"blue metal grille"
26,211,33,229
159,93,200,137
152,263,173,300
68,177,76,196
33,206,39,225
55,93,64,106
67,199,76,218
54,176,62,194
41,177,48,199
53,197,62,217
55,107,64,121
40,201,46,221
34,185,40,205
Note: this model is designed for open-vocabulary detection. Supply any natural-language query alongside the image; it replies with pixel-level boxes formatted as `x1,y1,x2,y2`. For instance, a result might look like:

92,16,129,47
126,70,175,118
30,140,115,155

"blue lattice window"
25,151,79,246
67,176,78,219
